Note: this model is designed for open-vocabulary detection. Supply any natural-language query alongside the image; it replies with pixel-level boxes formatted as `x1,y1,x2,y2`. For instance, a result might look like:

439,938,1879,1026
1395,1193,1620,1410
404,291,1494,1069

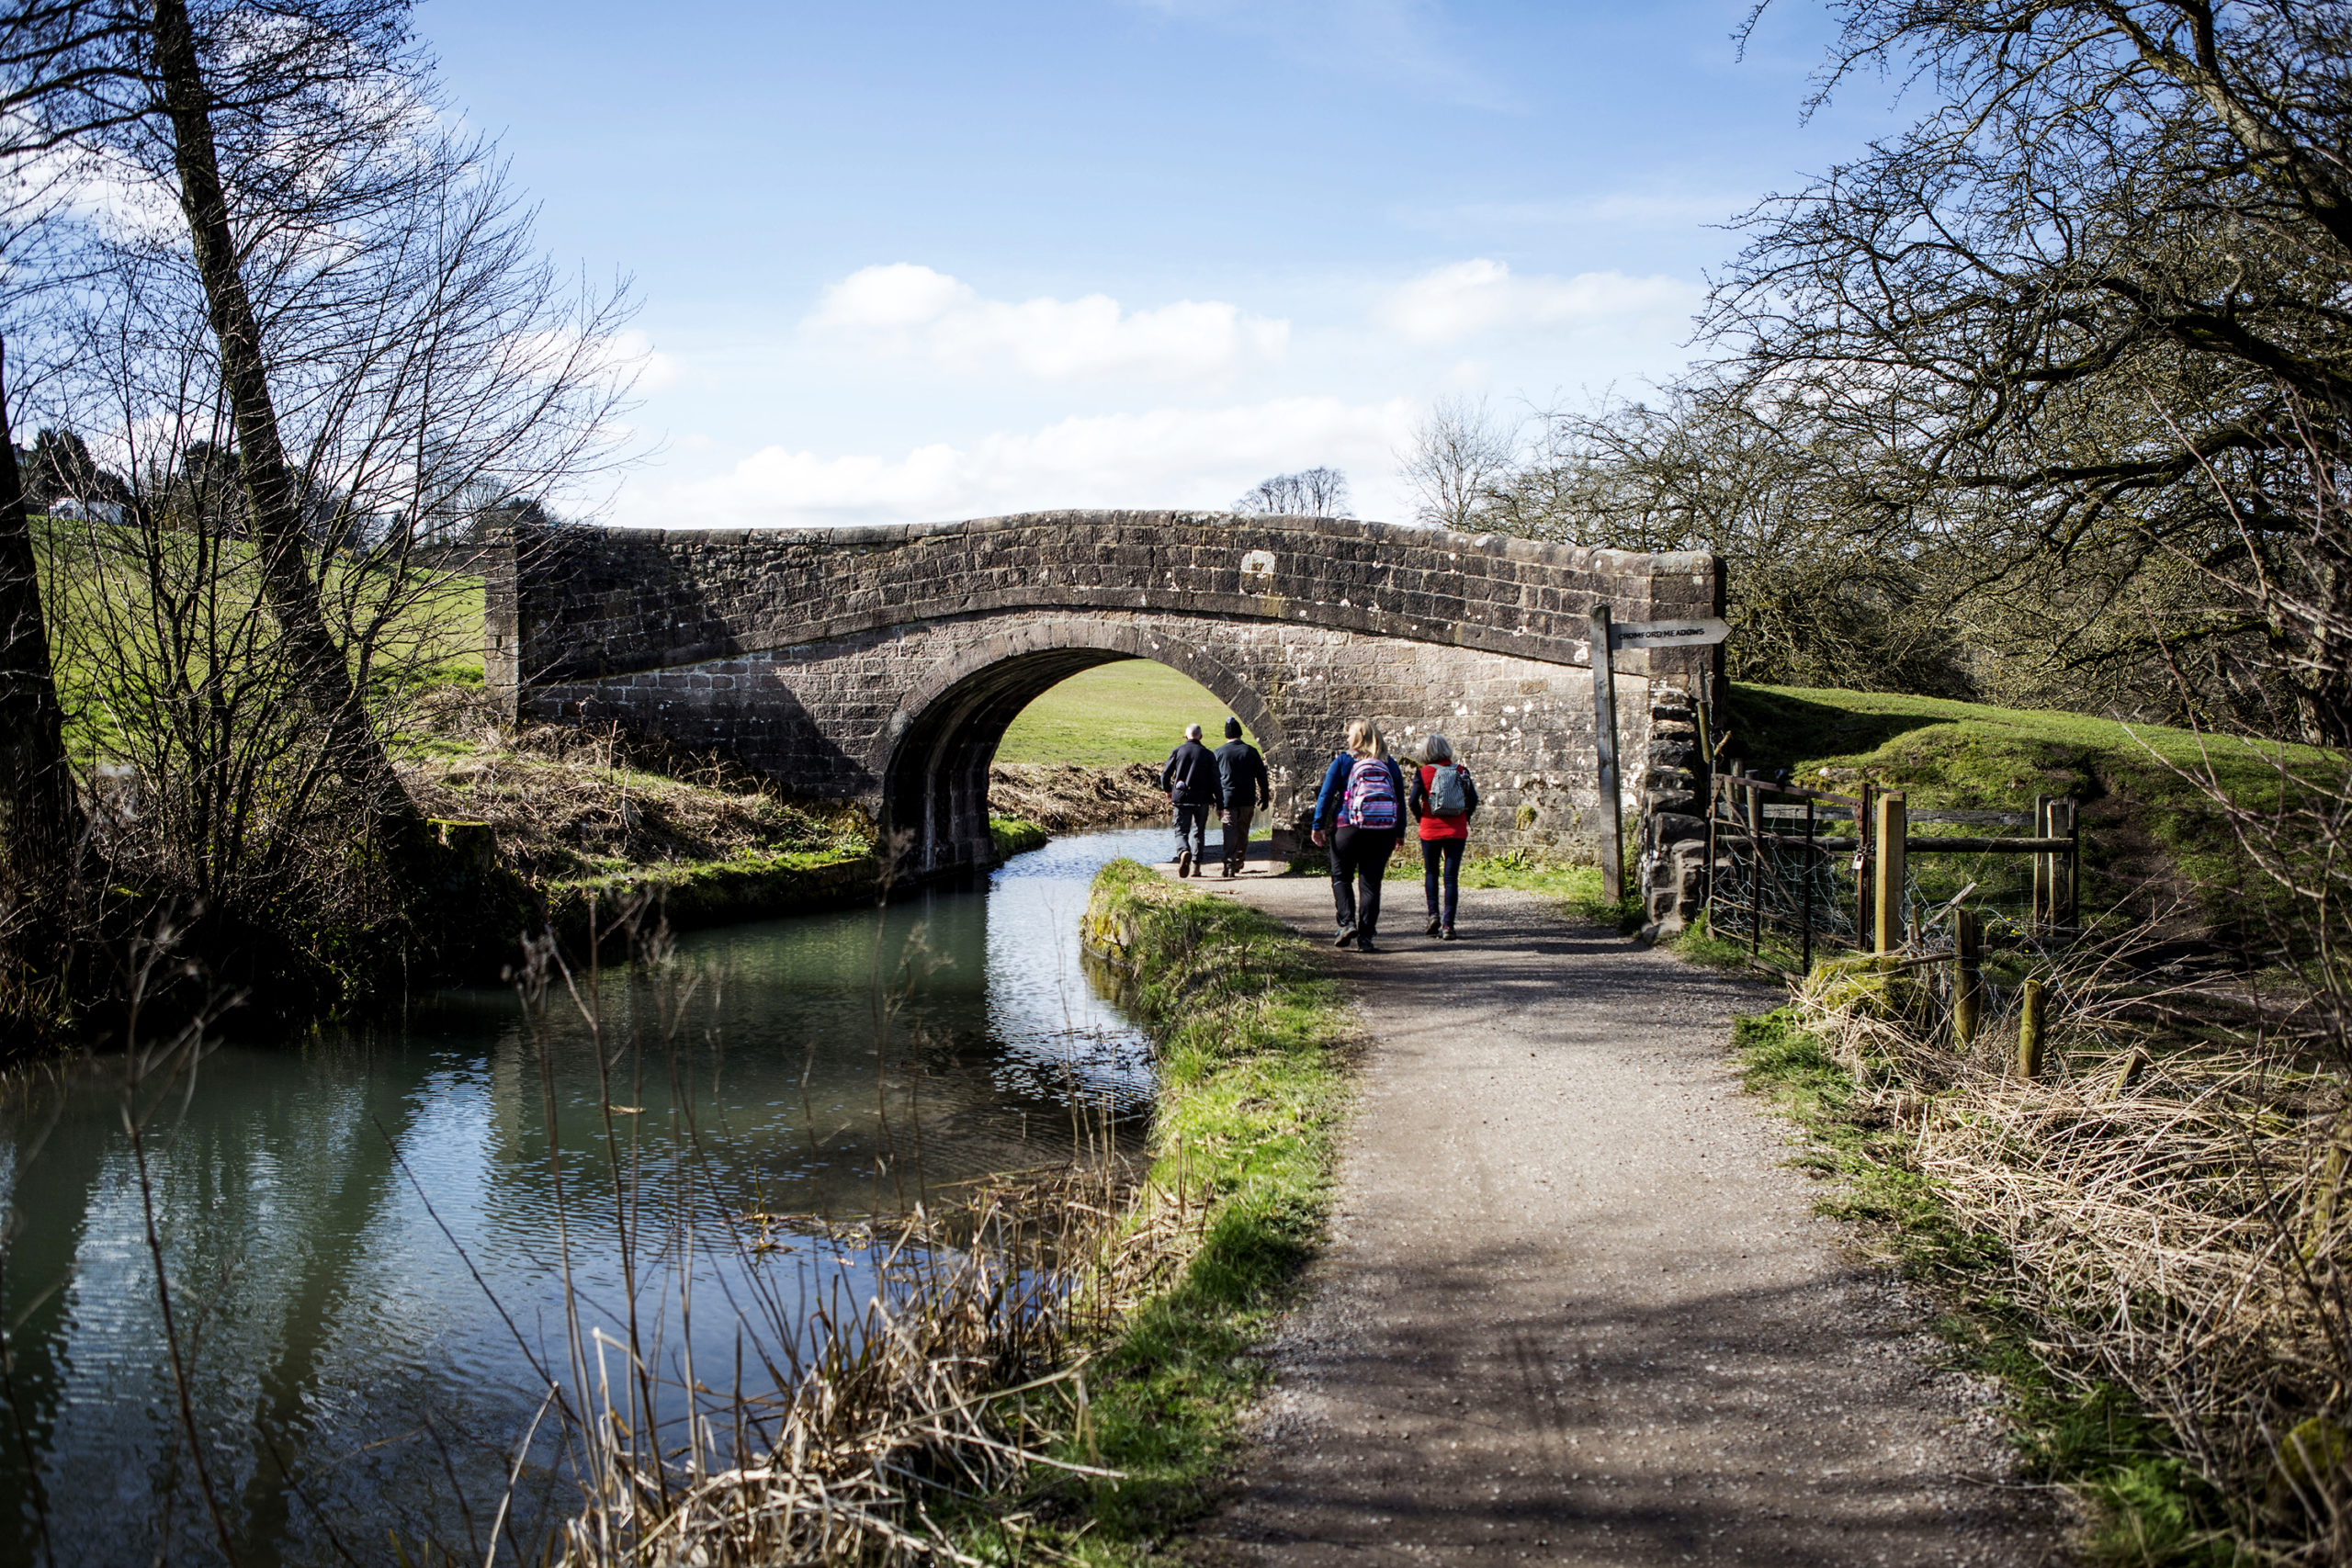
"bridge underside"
882,645,1148,872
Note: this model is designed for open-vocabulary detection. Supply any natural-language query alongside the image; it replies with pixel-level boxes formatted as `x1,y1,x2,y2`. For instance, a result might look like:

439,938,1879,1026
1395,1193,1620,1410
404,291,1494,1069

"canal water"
0,824,1172,1568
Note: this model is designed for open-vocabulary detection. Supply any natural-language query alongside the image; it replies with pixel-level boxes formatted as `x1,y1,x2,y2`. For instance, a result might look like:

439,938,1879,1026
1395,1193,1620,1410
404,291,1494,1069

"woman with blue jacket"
1311,718,1408,952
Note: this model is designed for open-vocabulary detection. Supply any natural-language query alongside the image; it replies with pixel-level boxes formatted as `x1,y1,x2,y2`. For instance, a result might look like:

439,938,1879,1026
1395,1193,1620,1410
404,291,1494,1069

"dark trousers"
1220,804,1255,869
1329,825,1400,937
1172,802,1211,862
1422,837,1465,926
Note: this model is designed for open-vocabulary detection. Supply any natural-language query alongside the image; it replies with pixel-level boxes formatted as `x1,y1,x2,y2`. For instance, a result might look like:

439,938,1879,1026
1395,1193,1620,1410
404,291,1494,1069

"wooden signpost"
1589,609,1730,906
1590,605,1623,901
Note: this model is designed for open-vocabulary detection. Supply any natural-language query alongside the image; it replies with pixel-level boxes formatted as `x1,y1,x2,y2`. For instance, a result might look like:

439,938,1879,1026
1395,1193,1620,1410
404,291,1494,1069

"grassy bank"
1731,1007,2211,1562
400,694,1090,950
1730,964,2352,1563
1015,859,1351,1558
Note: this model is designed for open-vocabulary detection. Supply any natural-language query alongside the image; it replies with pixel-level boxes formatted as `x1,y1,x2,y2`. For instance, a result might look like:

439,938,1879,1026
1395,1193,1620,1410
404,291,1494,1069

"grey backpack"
1428,762,1468,817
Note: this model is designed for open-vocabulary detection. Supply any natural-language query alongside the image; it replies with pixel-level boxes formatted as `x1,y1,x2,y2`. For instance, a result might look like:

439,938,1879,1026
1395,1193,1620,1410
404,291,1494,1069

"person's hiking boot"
1426,915,1442,936
1442,925,1458,941
1333,924,1356,949
1357,937,1379,953
1176,849,1193,877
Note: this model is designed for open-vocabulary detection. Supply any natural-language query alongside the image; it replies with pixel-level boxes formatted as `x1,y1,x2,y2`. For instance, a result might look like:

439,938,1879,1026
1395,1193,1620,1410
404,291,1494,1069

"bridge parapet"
486,510,1717,694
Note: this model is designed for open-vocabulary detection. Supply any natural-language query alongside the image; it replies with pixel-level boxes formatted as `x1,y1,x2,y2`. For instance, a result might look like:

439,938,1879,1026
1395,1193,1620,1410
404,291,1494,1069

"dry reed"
556,1160,1210,1566
1798,930,2352,1555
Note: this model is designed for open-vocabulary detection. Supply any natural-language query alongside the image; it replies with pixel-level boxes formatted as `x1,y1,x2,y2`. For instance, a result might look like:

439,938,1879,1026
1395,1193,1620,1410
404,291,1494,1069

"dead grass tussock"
985,763,1167,835
399,697,870,882
1795,943,2352,1551
562,1156,1216,1565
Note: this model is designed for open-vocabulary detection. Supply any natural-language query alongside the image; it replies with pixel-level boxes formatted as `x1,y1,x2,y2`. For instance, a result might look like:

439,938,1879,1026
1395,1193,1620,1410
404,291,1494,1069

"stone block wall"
520,608,1658,869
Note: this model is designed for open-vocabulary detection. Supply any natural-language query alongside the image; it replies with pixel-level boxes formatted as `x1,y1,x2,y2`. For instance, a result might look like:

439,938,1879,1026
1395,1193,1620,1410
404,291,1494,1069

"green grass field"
996,660,1253,767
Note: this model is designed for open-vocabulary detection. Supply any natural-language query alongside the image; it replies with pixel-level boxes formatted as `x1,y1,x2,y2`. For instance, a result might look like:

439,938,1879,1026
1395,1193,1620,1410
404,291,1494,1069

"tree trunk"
0,337,84,893
148,0,431,876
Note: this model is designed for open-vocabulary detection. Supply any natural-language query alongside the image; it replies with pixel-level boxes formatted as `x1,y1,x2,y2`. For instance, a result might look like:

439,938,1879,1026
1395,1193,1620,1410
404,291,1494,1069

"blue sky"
420,1,1901,527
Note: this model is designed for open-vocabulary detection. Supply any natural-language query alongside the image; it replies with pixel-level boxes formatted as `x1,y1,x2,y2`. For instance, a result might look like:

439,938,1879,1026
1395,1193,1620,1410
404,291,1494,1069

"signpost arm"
1590,604,1622,905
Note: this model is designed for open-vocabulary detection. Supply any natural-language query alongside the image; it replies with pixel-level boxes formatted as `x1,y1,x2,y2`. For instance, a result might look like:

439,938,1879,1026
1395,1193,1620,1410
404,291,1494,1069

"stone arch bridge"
485,511,1721,887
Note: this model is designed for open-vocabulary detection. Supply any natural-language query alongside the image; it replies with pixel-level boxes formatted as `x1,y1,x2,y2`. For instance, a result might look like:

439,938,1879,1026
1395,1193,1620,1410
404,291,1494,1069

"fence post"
1799,796,1815,974
2052,797,2078,931
1704,772,1719,928
1857,781,1875,945
1747,779,1763,959
2031,794,2052,931
2018,977,2045,1077
1589,604,1623,905
1872,790,1906,953
1954,909,1982,1044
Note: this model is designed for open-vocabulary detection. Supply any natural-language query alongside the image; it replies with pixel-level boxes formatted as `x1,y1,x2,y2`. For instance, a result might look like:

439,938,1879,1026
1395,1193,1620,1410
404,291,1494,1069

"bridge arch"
879,619,1286,873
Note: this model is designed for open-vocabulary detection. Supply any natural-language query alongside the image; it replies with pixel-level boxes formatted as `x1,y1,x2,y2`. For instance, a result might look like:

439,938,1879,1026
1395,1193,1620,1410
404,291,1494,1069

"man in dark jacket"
1212,717,1269,877
1159,722,1221,876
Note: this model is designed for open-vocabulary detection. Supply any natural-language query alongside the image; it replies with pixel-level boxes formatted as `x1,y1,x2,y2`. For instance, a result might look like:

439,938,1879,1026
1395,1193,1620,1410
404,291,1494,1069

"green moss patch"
543,846,881,942
990,816,1050,858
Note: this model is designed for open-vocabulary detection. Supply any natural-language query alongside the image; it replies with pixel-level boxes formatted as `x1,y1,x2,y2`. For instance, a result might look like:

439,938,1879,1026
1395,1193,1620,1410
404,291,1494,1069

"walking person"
1311,718,1407,951
1159,721,1221,877
1410,733,1479,940
1213,716,1269,877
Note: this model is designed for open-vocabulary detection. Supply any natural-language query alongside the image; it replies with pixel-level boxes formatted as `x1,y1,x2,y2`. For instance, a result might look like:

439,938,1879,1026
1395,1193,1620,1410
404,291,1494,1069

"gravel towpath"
1169,853,2064,1566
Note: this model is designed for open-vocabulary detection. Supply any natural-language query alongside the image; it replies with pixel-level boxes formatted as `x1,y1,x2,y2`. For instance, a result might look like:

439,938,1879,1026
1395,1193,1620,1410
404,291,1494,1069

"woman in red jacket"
1408,733,1478,939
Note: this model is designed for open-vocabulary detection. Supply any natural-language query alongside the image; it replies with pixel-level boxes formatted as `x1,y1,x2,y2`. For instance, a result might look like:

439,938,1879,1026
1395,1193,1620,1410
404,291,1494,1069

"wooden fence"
1704,770,2085,976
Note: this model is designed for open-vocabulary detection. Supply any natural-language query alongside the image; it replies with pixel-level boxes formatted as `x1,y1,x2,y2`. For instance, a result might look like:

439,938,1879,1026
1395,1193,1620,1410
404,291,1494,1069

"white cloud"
804,264,1289,384
1374,259,1700,346
622,396,1417,529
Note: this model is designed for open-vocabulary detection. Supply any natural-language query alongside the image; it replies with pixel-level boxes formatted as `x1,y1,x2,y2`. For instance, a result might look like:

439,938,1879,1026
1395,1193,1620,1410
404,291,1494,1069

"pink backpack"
1340,757,1400,829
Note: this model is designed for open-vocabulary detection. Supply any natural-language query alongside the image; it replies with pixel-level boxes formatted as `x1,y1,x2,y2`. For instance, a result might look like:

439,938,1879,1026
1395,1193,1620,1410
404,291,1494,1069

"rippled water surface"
0,826,1169,1567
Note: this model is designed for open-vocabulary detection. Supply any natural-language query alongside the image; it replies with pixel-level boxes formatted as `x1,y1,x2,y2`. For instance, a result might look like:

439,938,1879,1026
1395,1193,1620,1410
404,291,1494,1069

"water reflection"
0,826,1167,1567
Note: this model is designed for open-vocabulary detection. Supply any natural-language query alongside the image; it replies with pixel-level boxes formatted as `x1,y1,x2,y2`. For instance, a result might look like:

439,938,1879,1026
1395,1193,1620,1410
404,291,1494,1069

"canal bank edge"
961,858,1352,1560
537,816,1050,953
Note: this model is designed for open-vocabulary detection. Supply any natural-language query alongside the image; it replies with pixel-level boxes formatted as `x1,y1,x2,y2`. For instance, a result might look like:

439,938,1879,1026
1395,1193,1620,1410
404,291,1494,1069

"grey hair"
1185,722,1204,739
1421,733,1454,763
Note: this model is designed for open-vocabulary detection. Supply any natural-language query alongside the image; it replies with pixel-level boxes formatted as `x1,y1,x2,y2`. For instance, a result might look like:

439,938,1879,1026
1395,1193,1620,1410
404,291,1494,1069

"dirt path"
1170,851,2065,1565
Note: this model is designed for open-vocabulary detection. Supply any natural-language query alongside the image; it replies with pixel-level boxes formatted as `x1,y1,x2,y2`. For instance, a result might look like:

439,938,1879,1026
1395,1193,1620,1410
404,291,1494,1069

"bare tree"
0,0,623,886
1232,466,1351,518
0,53,100,914
1398,395,1515,531
1487,384,1971,694
1715,0,2352,737
4,0,632,978
0,339,82,904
